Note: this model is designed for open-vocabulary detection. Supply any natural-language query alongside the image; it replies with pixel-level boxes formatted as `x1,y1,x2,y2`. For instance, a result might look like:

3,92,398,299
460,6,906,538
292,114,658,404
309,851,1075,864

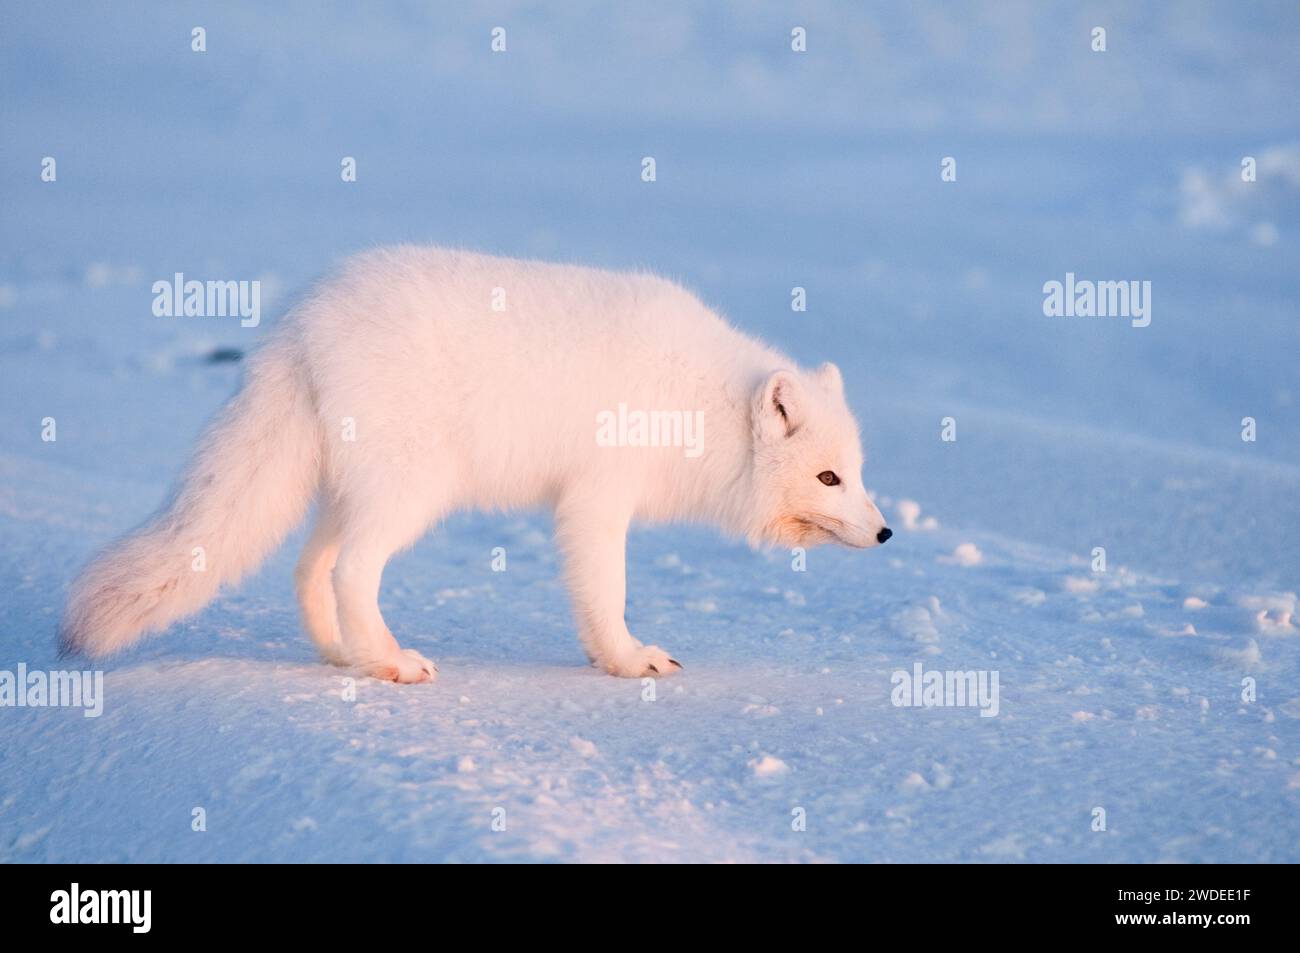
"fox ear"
755,370,803,441
816,362,843,394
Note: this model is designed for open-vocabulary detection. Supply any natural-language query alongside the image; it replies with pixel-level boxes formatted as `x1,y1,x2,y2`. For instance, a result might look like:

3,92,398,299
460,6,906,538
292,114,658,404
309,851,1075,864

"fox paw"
358,648,438,684
316,640,346,667
600,644,683,679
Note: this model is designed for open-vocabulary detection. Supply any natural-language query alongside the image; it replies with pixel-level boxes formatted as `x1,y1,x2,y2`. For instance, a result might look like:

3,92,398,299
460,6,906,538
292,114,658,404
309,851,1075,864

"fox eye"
817,471,840,487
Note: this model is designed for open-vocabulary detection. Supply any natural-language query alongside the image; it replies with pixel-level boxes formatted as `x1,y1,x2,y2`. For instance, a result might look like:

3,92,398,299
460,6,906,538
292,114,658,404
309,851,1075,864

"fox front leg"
554,493,681,678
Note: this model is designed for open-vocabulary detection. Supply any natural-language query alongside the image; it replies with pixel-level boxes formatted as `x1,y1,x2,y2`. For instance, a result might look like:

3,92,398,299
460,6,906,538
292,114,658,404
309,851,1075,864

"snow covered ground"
2,3,1298,862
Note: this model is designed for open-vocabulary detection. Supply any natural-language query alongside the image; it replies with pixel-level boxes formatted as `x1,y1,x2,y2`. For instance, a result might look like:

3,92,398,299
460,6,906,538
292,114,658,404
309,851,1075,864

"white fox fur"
61,246,890,682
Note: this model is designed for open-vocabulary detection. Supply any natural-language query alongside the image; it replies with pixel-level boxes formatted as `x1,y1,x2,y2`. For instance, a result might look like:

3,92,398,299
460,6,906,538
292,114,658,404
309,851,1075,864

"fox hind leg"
295,506,345,665
331,490,440,684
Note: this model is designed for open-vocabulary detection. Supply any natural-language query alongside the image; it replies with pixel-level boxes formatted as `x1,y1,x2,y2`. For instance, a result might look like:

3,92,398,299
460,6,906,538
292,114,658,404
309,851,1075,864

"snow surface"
1,3,1298,862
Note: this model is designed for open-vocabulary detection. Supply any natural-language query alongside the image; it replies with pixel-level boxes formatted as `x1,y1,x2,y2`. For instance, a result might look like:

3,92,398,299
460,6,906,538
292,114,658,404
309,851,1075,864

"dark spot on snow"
206,347,244,364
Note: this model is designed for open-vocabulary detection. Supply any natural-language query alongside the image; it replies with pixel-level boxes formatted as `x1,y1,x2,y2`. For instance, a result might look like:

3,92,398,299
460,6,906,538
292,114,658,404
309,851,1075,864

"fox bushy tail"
60,339,321,657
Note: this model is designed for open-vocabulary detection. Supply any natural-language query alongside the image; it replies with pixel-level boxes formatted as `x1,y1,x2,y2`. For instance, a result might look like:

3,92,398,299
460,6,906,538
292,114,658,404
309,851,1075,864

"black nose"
876,527,893,544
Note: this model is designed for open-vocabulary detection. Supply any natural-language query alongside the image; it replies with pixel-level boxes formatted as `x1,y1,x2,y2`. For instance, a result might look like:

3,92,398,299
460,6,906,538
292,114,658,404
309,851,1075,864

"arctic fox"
61,247,891,682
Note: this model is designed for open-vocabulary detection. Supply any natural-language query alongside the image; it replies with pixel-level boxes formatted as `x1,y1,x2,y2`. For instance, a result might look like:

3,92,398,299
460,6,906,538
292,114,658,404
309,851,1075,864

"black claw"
669,659,682,669
647,664,659,674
